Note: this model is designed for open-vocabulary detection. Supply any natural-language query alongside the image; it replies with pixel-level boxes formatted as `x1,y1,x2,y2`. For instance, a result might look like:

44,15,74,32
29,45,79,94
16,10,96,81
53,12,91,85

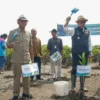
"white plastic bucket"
54,81,69,96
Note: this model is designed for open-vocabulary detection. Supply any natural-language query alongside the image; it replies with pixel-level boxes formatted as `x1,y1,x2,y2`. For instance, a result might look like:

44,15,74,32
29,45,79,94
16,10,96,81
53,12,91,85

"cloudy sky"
0,0,100,46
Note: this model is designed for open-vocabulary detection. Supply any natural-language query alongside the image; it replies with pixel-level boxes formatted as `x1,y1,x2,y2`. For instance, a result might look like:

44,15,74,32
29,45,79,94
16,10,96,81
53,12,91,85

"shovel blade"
71,8,79,14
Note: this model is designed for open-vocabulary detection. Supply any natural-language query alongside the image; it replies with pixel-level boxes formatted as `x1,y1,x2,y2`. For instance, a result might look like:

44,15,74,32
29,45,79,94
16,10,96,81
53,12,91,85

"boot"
80,76,84,91
80,76,88,92
12,96,19,100
71,75,77,92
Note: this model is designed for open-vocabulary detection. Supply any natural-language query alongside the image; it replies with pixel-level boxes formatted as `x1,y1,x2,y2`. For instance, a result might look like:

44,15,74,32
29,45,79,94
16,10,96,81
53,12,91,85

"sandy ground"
0,62,100,100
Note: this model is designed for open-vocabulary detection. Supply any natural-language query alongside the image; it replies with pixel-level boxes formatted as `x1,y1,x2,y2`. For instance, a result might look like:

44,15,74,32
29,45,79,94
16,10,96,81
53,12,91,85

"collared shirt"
7,28,33,63
32,37,42,57
47,37,63,55
64,26,92,51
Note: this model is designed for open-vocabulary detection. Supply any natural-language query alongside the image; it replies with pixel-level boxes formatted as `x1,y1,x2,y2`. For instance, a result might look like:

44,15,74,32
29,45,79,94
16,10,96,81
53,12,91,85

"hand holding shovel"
64,8,79,27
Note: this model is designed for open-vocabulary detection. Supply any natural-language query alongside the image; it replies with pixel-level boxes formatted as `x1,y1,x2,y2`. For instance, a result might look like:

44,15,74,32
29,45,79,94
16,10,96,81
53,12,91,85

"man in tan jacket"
31,28,42,81
7,15,33,100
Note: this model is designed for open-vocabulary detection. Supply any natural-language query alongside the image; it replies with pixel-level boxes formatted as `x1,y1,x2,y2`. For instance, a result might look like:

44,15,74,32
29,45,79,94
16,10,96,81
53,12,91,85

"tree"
92,45,100,62
62,45,72,66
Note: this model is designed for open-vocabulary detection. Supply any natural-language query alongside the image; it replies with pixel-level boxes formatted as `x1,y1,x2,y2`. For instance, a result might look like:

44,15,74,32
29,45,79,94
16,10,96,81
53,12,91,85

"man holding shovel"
64,15,92,92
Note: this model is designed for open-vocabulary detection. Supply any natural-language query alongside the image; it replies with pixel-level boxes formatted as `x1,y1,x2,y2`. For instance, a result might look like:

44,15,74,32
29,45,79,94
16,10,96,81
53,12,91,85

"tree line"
5,45,100,70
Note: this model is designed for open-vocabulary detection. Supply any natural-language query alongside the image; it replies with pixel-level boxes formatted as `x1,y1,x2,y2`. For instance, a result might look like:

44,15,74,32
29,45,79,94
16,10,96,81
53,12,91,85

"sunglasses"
77,21,85,24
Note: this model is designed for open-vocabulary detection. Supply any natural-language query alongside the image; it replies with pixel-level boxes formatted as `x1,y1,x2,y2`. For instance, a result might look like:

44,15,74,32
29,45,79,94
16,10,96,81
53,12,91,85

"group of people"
0,14,93,100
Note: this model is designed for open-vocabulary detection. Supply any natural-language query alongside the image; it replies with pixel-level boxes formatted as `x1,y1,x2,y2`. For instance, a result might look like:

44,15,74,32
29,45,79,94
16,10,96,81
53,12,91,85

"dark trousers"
0,56,6,69
31,57,41,80
71,53,88,75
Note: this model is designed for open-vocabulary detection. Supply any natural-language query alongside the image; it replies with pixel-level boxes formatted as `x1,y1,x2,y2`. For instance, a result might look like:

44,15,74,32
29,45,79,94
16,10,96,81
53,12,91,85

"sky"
0,0,100,47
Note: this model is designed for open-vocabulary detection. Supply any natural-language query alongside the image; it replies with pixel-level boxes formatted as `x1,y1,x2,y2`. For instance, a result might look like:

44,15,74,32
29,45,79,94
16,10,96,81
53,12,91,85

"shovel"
65,8,79,24
70,8,79,17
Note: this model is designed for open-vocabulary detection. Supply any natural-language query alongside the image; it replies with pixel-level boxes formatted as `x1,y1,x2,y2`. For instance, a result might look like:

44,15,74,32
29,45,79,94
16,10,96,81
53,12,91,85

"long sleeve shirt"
32,37,42,57
64,26,92,52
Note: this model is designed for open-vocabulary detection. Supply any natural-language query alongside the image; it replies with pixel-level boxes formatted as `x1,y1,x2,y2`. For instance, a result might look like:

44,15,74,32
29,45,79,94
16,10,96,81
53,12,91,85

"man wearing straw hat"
64,15,92,92
7,15,33,100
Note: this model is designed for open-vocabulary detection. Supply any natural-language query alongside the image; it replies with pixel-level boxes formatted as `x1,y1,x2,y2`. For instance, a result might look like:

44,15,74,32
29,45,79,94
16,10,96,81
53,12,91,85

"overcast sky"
0,0,100,46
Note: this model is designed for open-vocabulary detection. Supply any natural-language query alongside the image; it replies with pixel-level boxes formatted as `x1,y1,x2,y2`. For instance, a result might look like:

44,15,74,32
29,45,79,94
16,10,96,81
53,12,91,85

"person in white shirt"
64,15,92,92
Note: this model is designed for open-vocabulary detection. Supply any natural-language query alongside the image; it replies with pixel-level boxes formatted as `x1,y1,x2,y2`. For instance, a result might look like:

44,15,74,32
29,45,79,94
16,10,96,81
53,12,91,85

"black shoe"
31,79,33,82
12,96,18,100
22,93,33,99
53,78,56,81
37,78,43,80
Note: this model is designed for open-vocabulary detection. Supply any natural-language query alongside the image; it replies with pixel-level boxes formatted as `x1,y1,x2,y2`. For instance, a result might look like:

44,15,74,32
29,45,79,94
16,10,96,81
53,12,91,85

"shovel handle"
70,12,73,17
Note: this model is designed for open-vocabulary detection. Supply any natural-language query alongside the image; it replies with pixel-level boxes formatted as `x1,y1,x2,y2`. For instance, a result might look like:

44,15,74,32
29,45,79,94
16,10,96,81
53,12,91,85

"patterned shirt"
47,38,63,55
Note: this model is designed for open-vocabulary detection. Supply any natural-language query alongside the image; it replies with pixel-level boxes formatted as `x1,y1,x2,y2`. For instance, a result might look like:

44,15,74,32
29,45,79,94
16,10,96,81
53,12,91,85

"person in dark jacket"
46,29,63,81
64,15,92,92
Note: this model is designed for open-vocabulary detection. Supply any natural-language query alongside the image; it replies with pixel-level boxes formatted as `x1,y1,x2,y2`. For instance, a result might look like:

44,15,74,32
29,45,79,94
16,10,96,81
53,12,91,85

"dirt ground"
0,62,100,100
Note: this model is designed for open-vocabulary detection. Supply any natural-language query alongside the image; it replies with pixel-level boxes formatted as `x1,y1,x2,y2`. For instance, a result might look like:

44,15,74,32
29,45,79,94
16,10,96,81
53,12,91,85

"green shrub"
92,45,100,62
62,45,72,66
5,48,13,70
5,45,100,70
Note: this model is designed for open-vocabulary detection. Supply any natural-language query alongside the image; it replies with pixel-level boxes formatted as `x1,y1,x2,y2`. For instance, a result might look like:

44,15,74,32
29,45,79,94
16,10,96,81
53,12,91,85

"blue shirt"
0,38,6,56
47,38,63,55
